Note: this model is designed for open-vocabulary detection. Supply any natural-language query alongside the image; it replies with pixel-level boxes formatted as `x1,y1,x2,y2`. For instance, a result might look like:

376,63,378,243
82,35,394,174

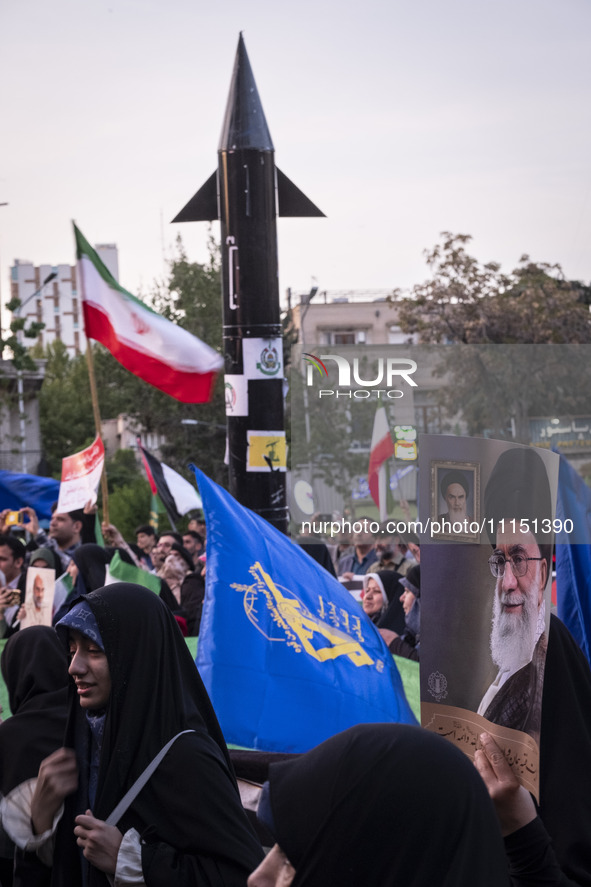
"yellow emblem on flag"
232,562,375,668
246,431,287,472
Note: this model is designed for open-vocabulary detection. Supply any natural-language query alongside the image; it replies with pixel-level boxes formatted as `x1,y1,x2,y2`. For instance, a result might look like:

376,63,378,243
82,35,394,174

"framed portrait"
430,460,480,542
21,566,55,630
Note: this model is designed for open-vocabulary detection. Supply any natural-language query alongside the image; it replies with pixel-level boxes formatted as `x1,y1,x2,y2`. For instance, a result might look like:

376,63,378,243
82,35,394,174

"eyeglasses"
488,554,543,579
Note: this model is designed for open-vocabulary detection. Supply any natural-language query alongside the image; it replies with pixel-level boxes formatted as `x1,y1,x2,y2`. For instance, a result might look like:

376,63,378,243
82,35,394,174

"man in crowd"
374,533,413,576
149,532,183,573
182,530,204,568
0,535,26,637
22,505,84,569
136,524,156,552
158,531,183,555
337,518,378,578
135,524,157,569
477,447,551,742
188,515,206,541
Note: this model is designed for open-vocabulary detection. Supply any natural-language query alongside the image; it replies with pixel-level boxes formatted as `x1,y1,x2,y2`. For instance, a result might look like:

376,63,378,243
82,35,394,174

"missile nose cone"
219,34,274,152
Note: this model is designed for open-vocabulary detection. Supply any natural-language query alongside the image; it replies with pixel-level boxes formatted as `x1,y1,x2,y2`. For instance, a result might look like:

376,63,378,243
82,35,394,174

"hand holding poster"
418,434,558,801
56,436,105,514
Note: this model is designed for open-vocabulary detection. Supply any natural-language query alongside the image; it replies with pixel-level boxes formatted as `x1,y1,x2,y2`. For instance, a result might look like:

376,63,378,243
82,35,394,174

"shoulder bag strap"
105,729,195,826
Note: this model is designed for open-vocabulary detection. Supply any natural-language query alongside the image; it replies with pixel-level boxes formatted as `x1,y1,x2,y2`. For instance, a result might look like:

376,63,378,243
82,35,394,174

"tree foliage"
392,233,591,442
38,341,96,473
395,232,591,345
2,298,45,372
290,349,383,500
107,476,152,541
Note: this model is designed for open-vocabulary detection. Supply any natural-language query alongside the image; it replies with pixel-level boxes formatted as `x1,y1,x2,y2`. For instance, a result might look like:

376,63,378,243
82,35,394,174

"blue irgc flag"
555,454,591,665
190,466,417,752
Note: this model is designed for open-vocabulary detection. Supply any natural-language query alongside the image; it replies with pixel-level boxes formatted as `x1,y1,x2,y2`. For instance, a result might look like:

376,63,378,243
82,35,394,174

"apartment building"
9,244,118,356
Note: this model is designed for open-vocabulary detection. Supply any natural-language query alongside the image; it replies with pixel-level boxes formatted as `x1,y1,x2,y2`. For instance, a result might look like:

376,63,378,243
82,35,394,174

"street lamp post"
14,271,57,472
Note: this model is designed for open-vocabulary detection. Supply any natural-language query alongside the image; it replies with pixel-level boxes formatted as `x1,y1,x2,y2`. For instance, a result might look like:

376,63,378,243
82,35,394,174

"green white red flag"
74,223,223,403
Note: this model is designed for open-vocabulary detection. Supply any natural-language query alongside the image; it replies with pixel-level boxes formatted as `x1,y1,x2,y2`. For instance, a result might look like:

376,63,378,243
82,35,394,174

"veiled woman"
361,571,405,633
0,628,69,886
249,723,510,887
3,582,262,886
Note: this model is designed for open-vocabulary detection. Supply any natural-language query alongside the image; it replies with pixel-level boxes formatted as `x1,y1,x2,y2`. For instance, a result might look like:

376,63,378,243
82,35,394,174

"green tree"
2,298,45,372
0,294,47,460
107,477,152,541
104,449,142,493
290,348,384,500
393,233,591,442
38,341,95,475
395,232,591,345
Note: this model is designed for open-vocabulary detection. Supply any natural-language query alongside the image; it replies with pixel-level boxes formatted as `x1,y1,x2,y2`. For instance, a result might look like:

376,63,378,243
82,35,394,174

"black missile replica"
174,34,324,532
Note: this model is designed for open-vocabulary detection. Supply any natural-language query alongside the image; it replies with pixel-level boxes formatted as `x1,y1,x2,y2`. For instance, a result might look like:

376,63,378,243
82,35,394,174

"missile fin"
276,168,325,218
172,171,219,223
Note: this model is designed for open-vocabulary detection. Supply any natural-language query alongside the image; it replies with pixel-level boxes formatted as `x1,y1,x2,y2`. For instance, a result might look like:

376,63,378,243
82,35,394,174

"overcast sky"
2,0,590,310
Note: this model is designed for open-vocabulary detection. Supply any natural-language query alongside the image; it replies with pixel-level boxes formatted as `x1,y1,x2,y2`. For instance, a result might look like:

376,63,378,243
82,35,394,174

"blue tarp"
0,470,60,524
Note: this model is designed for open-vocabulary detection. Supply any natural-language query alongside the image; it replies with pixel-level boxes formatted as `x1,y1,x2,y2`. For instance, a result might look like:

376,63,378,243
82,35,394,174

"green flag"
106,551,161,595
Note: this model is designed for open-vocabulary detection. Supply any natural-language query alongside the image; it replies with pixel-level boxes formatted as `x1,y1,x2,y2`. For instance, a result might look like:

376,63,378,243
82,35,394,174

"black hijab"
536,614,591,883
364,570,405,632
65,544,179,617
267,723,510,887
0,627,68,795
53,582,261,886
71,544,110,592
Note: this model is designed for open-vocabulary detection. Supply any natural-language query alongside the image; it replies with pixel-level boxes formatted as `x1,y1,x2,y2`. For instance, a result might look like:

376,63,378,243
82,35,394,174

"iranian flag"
368,406,394,521
75,224,223,403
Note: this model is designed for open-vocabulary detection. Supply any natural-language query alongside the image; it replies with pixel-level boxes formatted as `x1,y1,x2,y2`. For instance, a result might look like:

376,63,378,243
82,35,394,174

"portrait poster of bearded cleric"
418,434,558,801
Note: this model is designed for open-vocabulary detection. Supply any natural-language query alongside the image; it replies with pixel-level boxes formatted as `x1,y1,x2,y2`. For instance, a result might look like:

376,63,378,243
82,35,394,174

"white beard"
490,590,540,673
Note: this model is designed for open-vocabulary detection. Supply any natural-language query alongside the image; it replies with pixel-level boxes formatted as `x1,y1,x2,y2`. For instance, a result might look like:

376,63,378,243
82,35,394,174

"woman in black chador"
249,722,510,887
3,582,263,886
0,627,69,886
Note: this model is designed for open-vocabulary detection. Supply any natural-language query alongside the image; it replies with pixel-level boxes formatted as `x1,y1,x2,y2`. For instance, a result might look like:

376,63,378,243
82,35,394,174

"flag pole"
74,220,109,525
85,342,109,525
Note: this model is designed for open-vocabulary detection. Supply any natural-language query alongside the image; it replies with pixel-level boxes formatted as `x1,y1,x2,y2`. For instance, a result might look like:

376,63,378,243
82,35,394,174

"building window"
322,330,367,346
388,325,418,345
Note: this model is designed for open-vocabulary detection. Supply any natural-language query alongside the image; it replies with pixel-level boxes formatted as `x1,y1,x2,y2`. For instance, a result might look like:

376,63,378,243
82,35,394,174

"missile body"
174,35,323,532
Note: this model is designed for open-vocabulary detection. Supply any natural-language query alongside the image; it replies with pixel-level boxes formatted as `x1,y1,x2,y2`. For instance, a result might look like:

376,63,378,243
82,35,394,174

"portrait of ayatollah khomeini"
437,469,473,523
477,446,553,743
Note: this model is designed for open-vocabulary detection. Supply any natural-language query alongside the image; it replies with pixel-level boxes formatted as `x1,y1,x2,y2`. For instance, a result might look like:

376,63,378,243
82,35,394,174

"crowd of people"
0,496,588,885
0,508,207,640
309,519,423,659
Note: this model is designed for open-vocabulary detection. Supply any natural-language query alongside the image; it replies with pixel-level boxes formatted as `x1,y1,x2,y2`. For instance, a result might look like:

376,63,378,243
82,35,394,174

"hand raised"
21,506,39,536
